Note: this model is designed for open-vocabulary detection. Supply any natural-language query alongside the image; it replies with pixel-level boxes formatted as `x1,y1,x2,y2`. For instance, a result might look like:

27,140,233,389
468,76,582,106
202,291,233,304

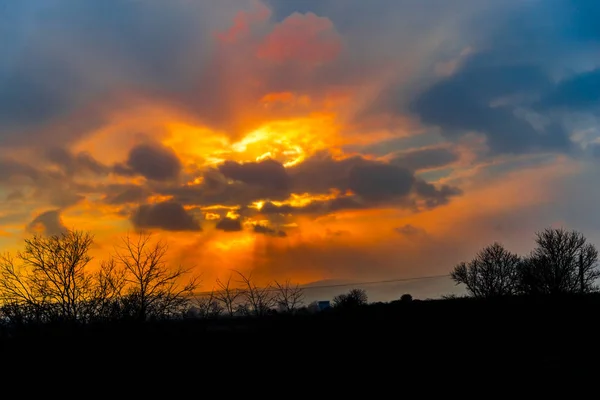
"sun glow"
228,114,341,165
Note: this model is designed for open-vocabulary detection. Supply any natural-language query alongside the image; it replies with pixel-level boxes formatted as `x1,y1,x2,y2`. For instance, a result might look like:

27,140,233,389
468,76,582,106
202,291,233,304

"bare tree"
273,280,304,313
0,231,96,322
235,270,276,316
193,290,223,318
213,274,242,317
519,228,599,295
451,242,521,298
0,253,40,323
114,233,200,321
88,259,127,321
332,288,368,308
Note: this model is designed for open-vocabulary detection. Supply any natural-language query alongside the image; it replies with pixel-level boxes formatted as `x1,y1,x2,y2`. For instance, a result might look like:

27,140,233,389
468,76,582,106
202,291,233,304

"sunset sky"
2,0,600,300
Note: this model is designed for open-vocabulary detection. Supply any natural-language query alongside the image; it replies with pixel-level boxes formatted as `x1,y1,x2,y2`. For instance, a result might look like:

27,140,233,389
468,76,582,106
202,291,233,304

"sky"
2,0,600,301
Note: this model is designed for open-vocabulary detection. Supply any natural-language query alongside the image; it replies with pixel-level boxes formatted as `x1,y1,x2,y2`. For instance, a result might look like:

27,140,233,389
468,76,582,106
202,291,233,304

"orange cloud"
257,12,342,65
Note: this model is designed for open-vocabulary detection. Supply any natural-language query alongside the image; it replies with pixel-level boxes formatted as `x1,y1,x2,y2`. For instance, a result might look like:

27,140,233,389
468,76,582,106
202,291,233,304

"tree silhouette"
213,274,242,317
332,288,368,308
113,233,200,321
451,242,520,298
235,270,276,316
193,290,223,318
0,230,96,323
519,228,599,295
273,279,304,313
88,259,127,321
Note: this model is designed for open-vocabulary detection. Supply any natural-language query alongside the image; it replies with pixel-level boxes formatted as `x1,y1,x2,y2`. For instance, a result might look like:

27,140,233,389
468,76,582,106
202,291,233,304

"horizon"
2,0,600,302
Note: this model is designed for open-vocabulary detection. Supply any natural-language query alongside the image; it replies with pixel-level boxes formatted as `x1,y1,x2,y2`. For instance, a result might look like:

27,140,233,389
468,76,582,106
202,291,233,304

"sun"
229,113,342,165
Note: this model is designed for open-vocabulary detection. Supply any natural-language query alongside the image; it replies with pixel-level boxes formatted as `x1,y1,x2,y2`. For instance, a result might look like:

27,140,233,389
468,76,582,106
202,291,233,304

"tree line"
451,227,600,297
0,229,372,328
3,225,589,329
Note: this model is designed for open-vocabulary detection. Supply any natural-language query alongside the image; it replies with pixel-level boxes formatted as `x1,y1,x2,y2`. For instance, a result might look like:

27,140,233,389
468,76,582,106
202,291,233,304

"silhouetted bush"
400,294,413,302
332,288,368,308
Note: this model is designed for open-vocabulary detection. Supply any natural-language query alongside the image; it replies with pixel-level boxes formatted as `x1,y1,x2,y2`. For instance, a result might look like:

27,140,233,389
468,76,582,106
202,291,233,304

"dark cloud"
166,176,289,207
260,196,365,216
260,162,460,216
102,184,149,205
118,143,182,181
167,151,462,214
413,180,462,209
537,68,600,111
0,0,233,144
215,217,242,232
409,57,571,155
291,151,454,205
27,210,68,236
366,0,600,157
288,151,370,194
6,190,25,201
253,224,287,237
218,159,289,191
260,202,295,215
348,163,414,201
591,144,600,159
395,224,426,236
391,147,458,171
131,201,201,231
0,159,39,182
44,148,108,176
0,157,92,207
45,191,85,208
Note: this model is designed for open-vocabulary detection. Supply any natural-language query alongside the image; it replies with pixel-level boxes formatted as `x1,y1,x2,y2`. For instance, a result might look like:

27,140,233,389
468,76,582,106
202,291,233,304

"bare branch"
273,279,304,313
234,270,276,316
113,232,200,320
213,275,242,317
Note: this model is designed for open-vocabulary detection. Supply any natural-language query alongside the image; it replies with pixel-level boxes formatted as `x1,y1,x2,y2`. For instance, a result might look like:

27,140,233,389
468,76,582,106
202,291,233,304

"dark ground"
2,295,599,390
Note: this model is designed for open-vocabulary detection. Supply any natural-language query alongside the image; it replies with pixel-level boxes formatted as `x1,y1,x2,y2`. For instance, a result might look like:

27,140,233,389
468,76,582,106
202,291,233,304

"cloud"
260,196,365,215
0,0,244,145
289,151,461,207
394,224,426,236
0,159,39,183
348,163,414,202
167,168,291,207
216,217,243,232
160,150,461,215
116,142,182,181
218,159,289,191
537,68,600,111
102,184,149,205
256,12,341,65
27,210,68,236
131,201,201,231
409,57,571,155
288,151,368,194
413,181,463,209
357,0,600,157
391,147,458,171
44,147,108,176
253,224,287,237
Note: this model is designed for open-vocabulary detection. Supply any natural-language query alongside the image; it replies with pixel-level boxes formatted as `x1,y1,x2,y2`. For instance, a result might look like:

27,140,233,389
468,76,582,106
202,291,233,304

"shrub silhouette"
400,293,413,302
332,288,368,308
